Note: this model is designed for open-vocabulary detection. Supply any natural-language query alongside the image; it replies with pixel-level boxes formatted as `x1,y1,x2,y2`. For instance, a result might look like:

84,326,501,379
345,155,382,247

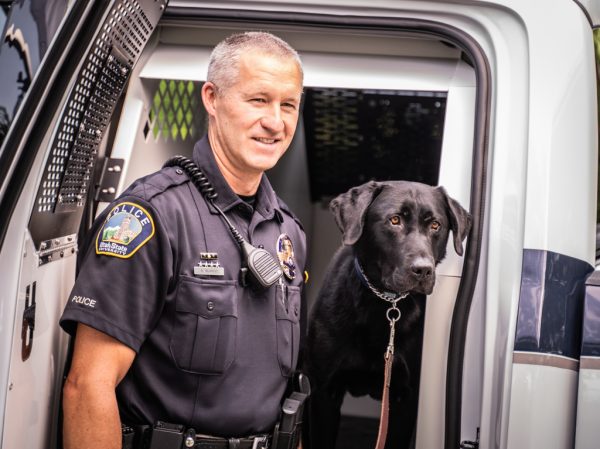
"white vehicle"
0,1,598,448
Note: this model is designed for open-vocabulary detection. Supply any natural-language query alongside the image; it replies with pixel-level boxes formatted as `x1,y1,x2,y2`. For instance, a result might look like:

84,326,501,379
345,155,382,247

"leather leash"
353,259,408,449
374,300,401,449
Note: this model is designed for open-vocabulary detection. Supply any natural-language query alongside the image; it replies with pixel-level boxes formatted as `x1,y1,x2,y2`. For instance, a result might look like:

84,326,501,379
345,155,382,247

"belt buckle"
252,435,268,449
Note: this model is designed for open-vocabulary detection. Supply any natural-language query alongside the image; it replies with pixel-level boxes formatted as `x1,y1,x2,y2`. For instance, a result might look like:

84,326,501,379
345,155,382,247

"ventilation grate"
35,0,157,214
303,87,448,201
56,52,130,210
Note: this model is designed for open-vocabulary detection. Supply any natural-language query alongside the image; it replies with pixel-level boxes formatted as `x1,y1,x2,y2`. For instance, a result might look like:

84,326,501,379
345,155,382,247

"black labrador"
303,180,471,449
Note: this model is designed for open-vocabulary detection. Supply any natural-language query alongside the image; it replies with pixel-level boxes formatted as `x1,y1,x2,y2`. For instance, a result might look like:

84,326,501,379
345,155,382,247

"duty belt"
189,435,270,449
122,423,271,449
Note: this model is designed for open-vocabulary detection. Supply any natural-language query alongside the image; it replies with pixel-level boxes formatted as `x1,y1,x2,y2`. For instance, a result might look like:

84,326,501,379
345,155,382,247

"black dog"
304,180,471,449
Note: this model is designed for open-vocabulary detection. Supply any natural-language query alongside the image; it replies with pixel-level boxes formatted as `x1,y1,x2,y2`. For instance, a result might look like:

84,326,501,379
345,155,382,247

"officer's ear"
201,82,218,117
329,181,384,246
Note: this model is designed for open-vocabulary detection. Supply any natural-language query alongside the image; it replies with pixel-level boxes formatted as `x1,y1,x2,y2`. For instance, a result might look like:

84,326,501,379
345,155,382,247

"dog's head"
330,181,471,295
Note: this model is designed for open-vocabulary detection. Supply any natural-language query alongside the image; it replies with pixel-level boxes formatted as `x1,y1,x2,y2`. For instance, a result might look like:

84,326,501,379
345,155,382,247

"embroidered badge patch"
96,202,155,258
276,233,296,280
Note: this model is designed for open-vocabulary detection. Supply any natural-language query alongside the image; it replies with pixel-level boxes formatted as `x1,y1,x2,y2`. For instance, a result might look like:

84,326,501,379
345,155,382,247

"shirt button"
294,305,299,316
207,301,215,311
258,244,264,249
175,169,183,175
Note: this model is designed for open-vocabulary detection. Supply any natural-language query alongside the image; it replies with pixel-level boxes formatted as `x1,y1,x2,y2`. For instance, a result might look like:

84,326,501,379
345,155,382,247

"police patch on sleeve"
96,202,155,258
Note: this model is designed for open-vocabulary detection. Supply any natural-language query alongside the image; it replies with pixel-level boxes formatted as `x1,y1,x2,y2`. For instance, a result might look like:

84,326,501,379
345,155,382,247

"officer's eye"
431,221,441,231
390,215,401,226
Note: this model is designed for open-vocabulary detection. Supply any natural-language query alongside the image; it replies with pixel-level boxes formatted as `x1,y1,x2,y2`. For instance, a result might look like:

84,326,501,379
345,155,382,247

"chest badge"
194,252,225,277
276,234,296,280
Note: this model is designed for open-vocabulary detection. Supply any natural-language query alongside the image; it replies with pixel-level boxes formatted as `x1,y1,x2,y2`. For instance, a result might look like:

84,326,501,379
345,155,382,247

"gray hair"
207,31,303,92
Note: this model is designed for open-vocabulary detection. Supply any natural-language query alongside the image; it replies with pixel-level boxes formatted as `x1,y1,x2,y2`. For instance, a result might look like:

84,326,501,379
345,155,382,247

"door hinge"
95,157,124,202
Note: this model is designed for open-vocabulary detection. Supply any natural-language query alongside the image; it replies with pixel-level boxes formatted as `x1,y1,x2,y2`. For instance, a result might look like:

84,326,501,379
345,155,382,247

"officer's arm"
63,323,136,449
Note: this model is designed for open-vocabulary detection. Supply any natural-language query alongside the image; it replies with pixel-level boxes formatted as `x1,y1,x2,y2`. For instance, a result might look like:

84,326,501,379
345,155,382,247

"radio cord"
163,155,282,288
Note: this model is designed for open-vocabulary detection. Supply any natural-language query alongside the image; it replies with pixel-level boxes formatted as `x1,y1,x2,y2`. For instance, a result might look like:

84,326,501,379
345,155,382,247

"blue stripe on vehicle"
581,270,600,357
514,249,593,359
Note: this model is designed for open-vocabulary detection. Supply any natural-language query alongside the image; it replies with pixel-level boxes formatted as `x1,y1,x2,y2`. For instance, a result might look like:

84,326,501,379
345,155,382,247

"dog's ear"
437,187,472,256
329,181,384,245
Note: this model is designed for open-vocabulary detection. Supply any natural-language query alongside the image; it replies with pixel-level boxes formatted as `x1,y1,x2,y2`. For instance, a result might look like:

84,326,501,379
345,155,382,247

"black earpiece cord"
163,155,282,288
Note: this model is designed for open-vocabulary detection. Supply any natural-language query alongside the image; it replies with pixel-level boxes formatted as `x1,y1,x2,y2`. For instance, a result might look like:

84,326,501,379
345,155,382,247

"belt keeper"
121,424,135,449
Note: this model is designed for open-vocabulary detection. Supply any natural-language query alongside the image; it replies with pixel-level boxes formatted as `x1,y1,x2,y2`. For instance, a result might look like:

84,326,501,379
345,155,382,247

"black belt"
193,435,270,449
123,423,270,449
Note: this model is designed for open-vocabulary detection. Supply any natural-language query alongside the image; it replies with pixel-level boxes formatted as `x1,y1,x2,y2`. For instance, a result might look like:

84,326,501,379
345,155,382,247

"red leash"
374,302,401,449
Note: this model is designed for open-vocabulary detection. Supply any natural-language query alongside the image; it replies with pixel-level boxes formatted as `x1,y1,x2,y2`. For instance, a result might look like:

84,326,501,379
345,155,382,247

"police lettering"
71,295,96,308
112,203,145,219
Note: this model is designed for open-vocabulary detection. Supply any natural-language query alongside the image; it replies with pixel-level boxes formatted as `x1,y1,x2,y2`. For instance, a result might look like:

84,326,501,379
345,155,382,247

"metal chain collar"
354,259,409,303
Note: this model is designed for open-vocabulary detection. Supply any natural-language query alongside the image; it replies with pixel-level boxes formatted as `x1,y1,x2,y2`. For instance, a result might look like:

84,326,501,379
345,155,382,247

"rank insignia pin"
276,234,296,280
194,252,224,277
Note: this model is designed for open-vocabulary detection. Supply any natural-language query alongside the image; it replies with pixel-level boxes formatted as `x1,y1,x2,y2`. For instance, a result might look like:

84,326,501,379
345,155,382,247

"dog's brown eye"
390,215,401,225
431,221,441,231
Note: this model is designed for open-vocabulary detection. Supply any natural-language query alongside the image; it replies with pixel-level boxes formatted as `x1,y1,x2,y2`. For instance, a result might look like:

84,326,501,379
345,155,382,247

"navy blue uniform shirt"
60,136,307,437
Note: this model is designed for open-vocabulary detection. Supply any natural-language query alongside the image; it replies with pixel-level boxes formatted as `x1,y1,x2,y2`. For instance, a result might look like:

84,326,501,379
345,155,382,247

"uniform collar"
192,136,280,220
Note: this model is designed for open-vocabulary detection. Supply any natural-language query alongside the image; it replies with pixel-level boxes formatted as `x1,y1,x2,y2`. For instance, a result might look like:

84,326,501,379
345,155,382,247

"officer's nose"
260,106,285,133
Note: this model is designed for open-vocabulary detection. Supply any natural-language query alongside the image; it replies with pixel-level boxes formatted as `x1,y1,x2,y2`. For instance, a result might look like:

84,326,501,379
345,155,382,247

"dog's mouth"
383,267,436,296
383,279,434,296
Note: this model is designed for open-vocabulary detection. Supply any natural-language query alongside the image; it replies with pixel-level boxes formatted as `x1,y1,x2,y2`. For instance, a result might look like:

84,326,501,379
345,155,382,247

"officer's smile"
253,137,280,145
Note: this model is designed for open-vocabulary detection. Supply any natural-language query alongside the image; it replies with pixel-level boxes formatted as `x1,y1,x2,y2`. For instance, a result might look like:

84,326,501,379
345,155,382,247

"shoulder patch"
96,202,155,258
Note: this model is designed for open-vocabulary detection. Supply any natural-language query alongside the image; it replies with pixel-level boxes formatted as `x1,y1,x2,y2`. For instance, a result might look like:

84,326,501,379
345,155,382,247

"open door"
89,7,487,447
0,1,167,447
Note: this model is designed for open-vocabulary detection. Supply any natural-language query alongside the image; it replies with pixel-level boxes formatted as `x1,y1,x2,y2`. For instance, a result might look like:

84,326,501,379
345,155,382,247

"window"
0,0,69,150
303,87,447,201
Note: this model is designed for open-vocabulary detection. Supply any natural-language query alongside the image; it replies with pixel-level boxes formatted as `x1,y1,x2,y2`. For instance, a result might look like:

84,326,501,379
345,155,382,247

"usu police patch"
96,202,155,258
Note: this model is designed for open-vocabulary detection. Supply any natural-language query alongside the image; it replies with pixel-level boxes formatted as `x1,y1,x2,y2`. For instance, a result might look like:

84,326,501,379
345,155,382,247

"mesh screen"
144,79,206,142
36,0,154,213
303,87,447,201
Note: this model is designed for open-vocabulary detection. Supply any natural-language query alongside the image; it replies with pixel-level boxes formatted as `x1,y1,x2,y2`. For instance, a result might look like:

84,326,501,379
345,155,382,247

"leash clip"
385,302,401,359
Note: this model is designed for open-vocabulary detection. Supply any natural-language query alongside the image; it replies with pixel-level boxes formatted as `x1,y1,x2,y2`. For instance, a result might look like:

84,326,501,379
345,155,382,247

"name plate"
194,265,225,276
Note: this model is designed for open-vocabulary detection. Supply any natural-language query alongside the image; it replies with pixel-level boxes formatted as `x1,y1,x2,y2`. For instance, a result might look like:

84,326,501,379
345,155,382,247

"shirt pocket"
275,285,301,377
170,276,238,375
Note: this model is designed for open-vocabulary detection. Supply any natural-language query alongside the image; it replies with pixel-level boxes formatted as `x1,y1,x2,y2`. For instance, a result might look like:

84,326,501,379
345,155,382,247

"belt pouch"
148,421,184,449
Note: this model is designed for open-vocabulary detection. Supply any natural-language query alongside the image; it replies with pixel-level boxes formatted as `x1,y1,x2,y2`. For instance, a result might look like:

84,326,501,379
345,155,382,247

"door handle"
21,281,36,361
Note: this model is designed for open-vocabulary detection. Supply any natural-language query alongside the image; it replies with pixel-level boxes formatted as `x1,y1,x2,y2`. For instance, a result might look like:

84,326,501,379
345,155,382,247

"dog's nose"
411,259,433,280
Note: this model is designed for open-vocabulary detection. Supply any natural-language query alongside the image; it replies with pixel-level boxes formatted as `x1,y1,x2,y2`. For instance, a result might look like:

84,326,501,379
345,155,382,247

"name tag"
194,265,225,276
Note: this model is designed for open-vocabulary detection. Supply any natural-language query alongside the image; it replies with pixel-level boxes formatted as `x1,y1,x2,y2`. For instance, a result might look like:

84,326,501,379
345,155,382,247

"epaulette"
126,166,190,202
277,197,304,231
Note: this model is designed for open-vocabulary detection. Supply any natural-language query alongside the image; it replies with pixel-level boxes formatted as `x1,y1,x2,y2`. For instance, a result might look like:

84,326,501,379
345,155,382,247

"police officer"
60,32,306,449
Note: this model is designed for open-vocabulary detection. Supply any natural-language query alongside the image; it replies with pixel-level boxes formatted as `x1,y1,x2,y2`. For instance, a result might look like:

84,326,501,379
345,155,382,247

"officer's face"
203,50,303,185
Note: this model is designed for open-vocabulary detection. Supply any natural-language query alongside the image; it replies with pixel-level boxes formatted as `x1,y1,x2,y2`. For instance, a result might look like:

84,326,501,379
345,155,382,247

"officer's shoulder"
276,197,304,232
125,166,189,202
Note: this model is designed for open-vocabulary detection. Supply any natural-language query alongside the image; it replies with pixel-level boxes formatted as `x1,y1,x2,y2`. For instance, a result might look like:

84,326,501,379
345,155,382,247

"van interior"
1,11,480,449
